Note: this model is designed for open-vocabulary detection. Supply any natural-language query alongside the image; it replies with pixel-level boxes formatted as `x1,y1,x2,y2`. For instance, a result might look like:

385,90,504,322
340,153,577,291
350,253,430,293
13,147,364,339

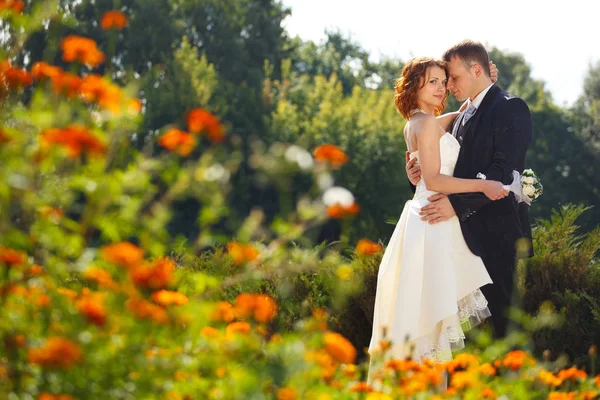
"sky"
281,0,600,107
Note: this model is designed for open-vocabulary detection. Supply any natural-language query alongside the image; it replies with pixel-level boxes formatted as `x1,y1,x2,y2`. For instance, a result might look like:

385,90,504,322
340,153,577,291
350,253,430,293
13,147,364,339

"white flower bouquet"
476,169,543,205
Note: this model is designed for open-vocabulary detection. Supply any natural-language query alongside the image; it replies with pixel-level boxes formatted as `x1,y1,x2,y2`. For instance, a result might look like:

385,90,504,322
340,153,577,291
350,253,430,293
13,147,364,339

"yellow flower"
336,264,353,280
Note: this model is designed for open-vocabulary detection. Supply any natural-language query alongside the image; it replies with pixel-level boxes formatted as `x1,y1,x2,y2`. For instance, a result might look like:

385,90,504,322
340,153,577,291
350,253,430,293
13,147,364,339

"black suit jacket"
448,84,533,261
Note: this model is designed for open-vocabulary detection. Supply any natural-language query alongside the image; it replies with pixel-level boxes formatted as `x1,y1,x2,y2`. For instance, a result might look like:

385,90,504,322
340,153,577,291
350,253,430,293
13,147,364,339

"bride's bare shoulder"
407,114,439,136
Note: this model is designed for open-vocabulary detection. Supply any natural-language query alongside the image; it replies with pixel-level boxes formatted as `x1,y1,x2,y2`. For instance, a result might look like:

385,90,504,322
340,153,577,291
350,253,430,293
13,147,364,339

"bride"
368,57,507,366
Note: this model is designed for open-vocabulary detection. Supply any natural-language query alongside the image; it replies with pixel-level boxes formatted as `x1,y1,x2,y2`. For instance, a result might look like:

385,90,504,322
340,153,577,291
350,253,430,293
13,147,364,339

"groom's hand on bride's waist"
406,151,421,186
420,194,456,224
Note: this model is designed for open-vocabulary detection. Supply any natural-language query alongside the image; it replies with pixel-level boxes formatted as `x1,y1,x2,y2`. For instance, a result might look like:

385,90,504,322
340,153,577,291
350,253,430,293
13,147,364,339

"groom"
406,40,533,338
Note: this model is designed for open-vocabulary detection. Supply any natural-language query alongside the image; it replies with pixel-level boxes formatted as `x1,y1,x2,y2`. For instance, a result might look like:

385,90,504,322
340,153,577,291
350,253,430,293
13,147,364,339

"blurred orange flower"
276,387,297,400
557,367,587,381
101,10,127,30
200,326,220,337
28,264,44,276
355,239,383,256
38,205,63,221
502,350,534,371
129,257,174,289
50,72,82,98
227,242,259,265
28,337,83,369
350,382,373,392
152,290,189,306
57,288,78,301
0,128,11,143
234,293,256,319
479,362,497,376
313,144,349,168
226,321,251,337
101,242,144,268
127,298,169,324
84,267,117,289
0,0,24,14
327,203,360,219
211,301,236,322
324,331,356,364
254,294,278,322
547,392,576,400
0,245,27,265
61,35,105,68
41,125,107,159
76,291,107,327
450,371,477,390
32,62,62,81
158,128,196,156
1,61,32,91
39,393,75,400
186,108,225,143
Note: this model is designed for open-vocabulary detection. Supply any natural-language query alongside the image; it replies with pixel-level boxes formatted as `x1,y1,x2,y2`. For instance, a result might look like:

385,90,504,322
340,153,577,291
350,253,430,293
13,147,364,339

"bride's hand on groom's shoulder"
489,60,498,83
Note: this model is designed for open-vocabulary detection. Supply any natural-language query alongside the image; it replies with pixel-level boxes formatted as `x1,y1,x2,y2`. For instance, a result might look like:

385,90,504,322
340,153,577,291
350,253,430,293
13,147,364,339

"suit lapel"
460,84,501,142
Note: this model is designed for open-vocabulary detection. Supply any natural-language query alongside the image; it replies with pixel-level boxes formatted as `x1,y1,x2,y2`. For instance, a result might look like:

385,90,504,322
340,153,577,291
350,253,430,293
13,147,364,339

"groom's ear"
472,63,483,78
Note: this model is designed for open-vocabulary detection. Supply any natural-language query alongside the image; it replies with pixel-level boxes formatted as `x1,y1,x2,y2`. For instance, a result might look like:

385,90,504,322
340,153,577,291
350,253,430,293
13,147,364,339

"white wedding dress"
368,132,492,364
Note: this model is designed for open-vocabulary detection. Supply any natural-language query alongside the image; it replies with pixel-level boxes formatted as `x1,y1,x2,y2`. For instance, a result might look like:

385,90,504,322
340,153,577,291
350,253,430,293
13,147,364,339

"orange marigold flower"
211,301,235,322
227,242,259,265
152,290,189,306
0,128,11,143
36,294,51,307
539,370,563,387
479,363,497,376
41,125,107,159
385,359,421,372
5,334,26,349
129,257,174,289
57,287,78,301
32,62,62,81
0,245,27,265
595,374,600,388
226,321,251,337
50,72,82,98
75,291,107,326
557,366,587,381
312,144,349,168
60,35,105,68
355,239,383,256
234,293,257,319
127,298,169,324
158,128,196,156
39,393,75,400
450,371,477,390
84,267,117,289
350,382,373,392
0,0,24,14
446,353,479,373
28,337,83,369
101,242,144,268
253,294,278,323
480,386,497,399
1,64,32,89
327,203,360,219
185,108,225,143
38,205,63,221
502,350,534,371
324,331,356,364
580,391,598,400
547,392,576,400
276,387,297,400
101,10,127,30
200,326,220,337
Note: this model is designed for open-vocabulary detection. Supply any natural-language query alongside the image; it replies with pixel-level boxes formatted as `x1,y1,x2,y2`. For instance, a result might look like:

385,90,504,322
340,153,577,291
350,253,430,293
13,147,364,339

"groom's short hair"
443,40,490,77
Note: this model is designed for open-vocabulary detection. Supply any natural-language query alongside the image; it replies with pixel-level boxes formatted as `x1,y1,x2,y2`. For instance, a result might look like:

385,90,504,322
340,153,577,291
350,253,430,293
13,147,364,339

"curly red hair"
394,57,449,120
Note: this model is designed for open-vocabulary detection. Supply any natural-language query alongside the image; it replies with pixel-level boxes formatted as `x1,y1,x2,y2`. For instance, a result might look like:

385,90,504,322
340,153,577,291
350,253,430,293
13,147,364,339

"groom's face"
446,56,476,102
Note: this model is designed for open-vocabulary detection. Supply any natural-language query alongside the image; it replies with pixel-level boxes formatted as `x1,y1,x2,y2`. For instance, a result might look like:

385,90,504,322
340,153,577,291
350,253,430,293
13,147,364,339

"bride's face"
417,66,447,109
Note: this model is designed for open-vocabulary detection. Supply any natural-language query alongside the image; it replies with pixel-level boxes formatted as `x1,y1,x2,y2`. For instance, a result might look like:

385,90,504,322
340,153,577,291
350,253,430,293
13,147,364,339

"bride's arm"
417,116,507,200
